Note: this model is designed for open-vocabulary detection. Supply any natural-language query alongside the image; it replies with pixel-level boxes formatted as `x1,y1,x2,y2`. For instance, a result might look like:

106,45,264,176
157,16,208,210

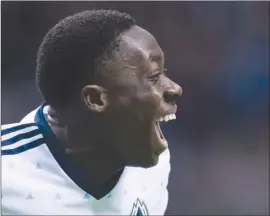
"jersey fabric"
1,103,171,215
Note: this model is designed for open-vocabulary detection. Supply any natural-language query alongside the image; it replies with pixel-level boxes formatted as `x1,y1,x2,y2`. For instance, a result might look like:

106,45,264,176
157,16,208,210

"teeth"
164,116,169,122
158,114,176,122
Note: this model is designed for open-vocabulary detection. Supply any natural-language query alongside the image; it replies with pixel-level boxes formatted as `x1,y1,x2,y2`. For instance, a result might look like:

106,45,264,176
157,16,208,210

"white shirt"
1,103,170,215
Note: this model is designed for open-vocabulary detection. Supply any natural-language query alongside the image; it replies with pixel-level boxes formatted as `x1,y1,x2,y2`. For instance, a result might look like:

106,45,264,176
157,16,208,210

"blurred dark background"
1,1,269,215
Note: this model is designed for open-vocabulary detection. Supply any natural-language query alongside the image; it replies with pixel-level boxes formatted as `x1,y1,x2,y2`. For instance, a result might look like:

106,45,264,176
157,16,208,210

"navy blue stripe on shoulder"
1,123,37,136
1,128,41,147
1,138,45,156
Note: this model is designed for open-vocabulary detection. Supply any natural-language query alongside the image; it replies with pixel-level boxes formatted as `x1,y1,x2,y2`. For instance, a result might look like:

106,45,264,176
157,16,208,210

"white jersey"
1,103,171,215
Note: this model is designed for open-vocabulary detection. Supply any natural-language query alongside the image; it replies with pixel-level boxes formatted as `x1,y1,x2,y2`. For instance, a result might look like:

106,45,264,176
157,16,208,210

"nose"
163,83,183,104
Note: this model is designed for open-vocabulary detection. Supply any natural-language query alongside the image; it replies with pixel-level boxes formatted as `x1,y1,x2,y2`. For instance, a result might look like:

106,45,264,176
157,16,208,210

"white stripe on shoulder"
1,134,44,151
2,126,39,141
1,123,22,130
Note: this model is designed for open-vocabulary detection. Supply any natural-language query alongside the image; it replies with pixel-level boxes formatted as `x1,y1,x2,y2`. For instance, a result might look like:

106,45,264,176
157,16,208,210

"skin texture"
47,25,182,187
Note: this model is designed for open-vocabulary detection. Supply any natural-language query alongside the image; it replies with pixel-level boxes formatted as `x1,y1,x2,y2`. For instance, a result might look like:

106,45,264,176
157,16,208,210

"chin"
125,150,160,168
142,160,158,168
136,154,160,168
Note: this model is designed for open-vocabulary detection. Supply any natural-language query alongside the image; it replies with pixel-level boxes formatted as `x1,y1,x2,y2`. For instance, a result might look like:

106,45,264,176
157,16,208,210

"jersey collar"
34,102,123,200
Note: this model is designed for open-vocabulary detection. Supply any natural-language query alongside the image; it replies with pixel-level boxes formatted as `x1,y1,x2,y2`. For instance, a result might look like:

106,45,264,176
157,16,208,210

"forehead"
116,25,164,70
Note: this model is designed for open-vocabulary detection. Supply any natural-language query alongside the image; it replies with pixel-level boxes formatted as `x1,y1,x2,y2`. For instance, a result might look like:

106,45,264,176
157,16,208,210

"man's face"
90,25,182,168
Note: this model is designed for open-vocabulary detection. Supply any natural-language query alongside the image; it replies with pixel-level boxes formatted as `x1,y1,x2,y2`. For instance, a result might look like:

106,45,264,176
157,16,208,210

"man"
1,9,182,215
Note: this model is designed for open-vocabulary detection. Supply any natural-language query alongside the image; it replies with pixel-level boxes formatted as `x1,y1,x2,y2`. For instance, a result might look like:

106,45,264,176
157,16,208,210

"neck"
46,106,124,187
66,146,124,186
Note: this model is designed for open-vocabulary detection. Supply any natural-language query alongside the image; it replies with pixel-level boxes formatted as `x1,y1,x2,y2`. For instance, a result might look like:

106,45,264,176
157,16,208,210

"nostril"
164,90,179,104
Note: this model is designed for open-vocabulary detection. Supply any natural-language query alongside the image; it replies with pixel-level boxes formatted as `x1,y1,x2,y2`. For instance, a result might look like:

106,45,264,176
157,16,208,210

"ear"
81,85,108,112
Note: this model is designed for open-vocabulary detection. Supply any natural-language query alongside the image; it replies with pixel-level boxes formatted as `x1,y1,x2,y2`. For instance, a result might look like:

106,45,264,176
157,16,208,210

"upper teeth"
158,114,176,122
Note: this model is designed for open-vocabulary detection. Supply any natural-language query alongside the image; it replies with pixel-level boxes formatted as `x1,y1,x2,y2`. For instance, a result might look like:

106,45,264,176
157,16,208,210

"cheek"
111,79,149,106
108,78,161,126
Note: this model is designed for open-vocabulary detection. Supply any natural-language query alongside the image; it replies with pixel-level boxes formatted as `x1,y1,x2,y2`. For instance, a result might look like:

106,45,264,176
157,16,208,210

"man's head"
37,9,182,168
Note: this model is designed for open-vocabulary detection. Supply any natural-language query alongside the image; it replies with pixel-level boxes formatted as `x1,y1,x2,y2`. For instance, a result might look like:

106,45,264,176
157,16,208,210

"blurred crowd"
1,2,269,215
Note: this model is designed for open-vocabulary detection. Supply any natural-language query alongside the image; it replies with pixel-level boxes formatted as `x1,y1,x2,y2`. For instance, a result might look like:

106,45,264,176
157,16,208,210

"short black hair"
36,9,136,108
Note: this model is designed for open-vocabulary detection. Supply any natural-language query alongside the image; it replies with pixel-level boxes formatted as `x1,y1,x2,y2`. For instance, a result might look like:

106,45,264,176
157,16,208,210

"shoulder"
20,107,39,123
1,122,48,214
1,122,45,156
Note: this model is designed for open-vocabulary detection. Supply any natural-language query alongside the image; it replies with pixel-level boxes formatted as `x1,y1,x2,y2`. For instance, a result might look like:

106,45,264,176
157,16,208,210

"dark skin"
47,25,182,187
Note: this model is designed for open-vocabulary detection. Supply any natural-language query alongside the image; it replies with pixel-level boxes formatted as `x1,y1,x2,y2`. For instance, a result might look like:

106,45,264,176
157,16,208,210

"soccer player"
1,9,182,215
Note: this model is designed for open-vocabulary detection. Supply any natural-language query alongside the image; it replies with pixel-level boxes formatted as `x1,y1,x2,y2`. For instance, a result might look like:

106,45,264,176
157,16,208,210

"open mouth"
154,113,176,146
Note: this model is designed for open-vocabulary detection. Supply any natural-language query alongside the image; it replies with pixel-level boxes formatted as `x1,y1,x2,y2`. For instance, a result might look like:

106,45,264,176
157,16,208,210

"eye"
148,69,167,84
149,72,162,83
